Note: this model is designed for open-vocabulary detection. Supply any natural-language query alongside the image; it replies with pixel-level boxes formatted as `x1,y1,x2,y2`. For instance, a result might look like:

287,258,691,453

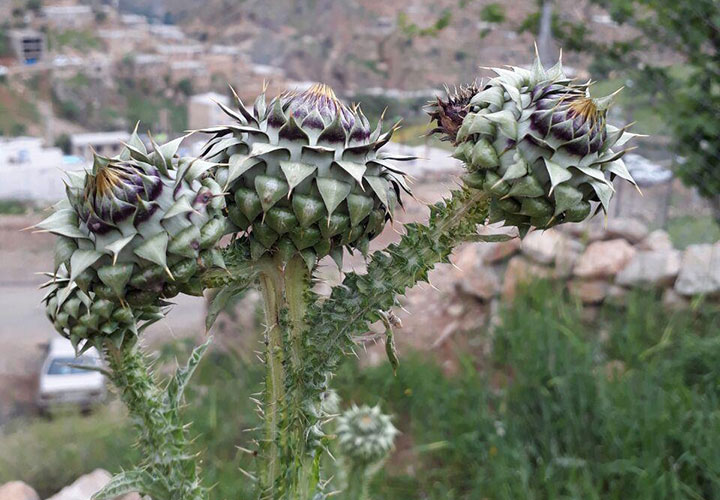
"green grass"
0,408,138,498
0,200,31,214
338,281,720,499
47,29,102,51
0,85,39,136
666,215,720,248
122,85,188,133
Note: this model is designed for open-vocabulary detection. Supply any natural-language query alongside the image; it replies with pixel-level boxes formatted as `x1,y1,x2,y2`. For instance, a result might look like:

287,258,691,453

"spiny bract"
428,53,640,235
336,404,398,465
43,268,165,351
35,130,228,311
199,83,413,269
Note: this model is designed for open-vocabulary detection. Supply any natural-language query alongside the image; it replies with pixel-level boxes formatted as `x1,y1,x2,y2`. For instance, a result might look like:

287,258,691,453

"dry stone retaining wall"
453,217,720,310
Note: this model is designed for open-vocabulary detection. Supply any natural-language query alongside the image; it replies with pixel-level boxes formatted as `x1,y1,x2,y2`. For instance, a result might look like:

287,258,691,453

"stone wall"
452,217,720,312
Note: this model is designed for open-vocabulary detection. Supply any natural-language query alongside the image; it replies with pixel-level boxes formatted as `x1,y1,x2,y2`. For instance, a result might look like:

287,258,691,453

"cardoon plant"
37,52,639,499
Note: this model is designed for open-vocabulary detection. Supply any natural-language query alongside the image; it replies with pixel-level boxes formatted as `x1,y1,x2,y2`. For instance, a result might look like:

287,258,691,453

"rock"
574,239,636,279
521,229,566,265
568,279,609,304
0,481,39,500
553,238,584,279
638,229,674,251
605,284,628,306
45,469,141,500
452,246,500,301
603,360,627,381
557,218,606,242
605,218,649,243
502,256,552,300
674,243,720,296
615,249,681,287
482,238,521,263
662,288,689,310
581,305,601,322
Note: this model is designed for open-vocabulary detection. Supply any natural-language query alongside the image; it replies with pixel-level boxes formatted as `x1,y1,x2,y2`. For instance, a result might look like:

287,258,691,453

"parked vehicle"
36,338,106,413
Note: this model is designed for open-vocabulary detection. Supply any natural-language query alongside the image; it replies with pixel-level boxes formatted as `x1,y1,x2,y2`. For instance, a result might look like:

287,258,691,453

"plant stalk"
344,463,371,500
257,254,316,499
104,341,206,500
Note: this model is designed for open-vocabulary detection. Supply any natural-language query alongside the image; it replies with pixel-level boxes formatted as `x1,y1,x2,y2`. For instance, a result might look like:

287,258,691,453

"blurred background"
0,0,719,499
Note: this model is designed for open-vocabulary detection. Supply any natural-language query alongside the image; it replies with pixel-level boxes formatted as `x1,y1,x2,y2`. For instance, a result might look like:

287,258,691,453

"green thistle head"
35,129,228,311
428,51,640,236
336,404,398,465
199,83,413,269
43,268,165,352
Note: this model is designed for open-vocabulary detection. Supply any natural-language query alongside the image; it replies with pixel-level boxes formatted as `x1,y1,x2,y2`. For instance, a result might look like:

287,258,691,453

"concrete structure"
169,60,210,91
149,24,186,41
157,44,205,58
188,92,230,131
42,4,94,29
0,137,81,201
70,131,130,160
8,30,46,65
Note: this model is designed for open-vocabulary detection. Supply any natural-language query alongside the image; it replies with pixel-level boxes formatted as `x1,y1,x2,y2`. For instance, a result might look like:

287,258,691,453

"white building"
188,92,230,131
70,131,130,160
0,137,83,201
42,5,94,29
8,29,46,65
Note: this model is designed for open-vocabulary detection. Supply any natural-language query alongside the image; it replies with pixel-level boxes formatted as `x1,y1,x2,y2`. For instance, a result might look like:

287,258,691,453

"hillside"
120,0,629,92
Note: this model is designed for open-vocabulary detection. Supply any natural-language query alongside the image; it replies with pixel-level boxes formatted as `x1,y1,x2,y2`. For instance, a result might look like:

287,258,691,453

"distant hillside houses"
69,131,130,160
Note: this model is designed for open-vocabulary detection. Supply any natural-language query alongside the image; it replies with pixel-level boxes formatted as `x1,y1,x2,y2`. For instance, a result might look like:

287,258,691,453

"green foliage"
480,3,506,24
0,199,31,214
336,281,720,499
0,409,138,498
666,215,720,249
47,29,102,51
20,281,719,499
397,9,452,37
176,78,194,97
0,28,10,58
26,0,42,12
122,83,188,133
0,85,39,136
54,133,71,154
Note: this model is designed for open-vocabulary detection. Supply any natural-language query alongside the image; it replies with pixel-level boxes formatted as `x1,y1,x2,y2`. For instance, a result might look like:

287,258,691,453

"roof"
70,131,130,147
42,5,92,15
189,92,229,105
8,29,44,38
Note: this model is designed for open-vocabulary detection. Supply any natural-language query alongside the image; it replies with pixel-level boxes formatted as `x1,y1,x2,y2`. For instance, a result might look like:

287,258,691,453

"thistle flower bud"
428,51,640,235
35,129,228,311
199,84,414,269
336,404,398,465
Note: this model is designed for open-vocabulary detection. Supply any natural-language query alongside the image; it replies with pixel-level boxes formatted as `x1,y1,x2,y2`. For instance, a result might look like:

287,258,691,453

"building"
0,137,78,201
42,5,94,29
169,60,210,91
70,131,130,160
8,30,46,65
188,92,230,131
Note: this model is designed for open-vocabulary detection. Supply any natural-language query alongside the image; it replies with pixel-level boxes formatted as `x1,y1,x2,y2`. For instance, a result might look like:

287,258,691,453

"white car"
37,338,107,413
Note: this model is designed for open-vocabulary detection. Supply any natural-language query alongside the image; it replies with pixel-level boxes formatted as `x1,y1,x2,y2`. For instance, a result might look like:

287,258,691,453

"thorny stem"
104,341,206,500
257,254,317,499
257,258,286,497
344,463,372,500
292,188,491,479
